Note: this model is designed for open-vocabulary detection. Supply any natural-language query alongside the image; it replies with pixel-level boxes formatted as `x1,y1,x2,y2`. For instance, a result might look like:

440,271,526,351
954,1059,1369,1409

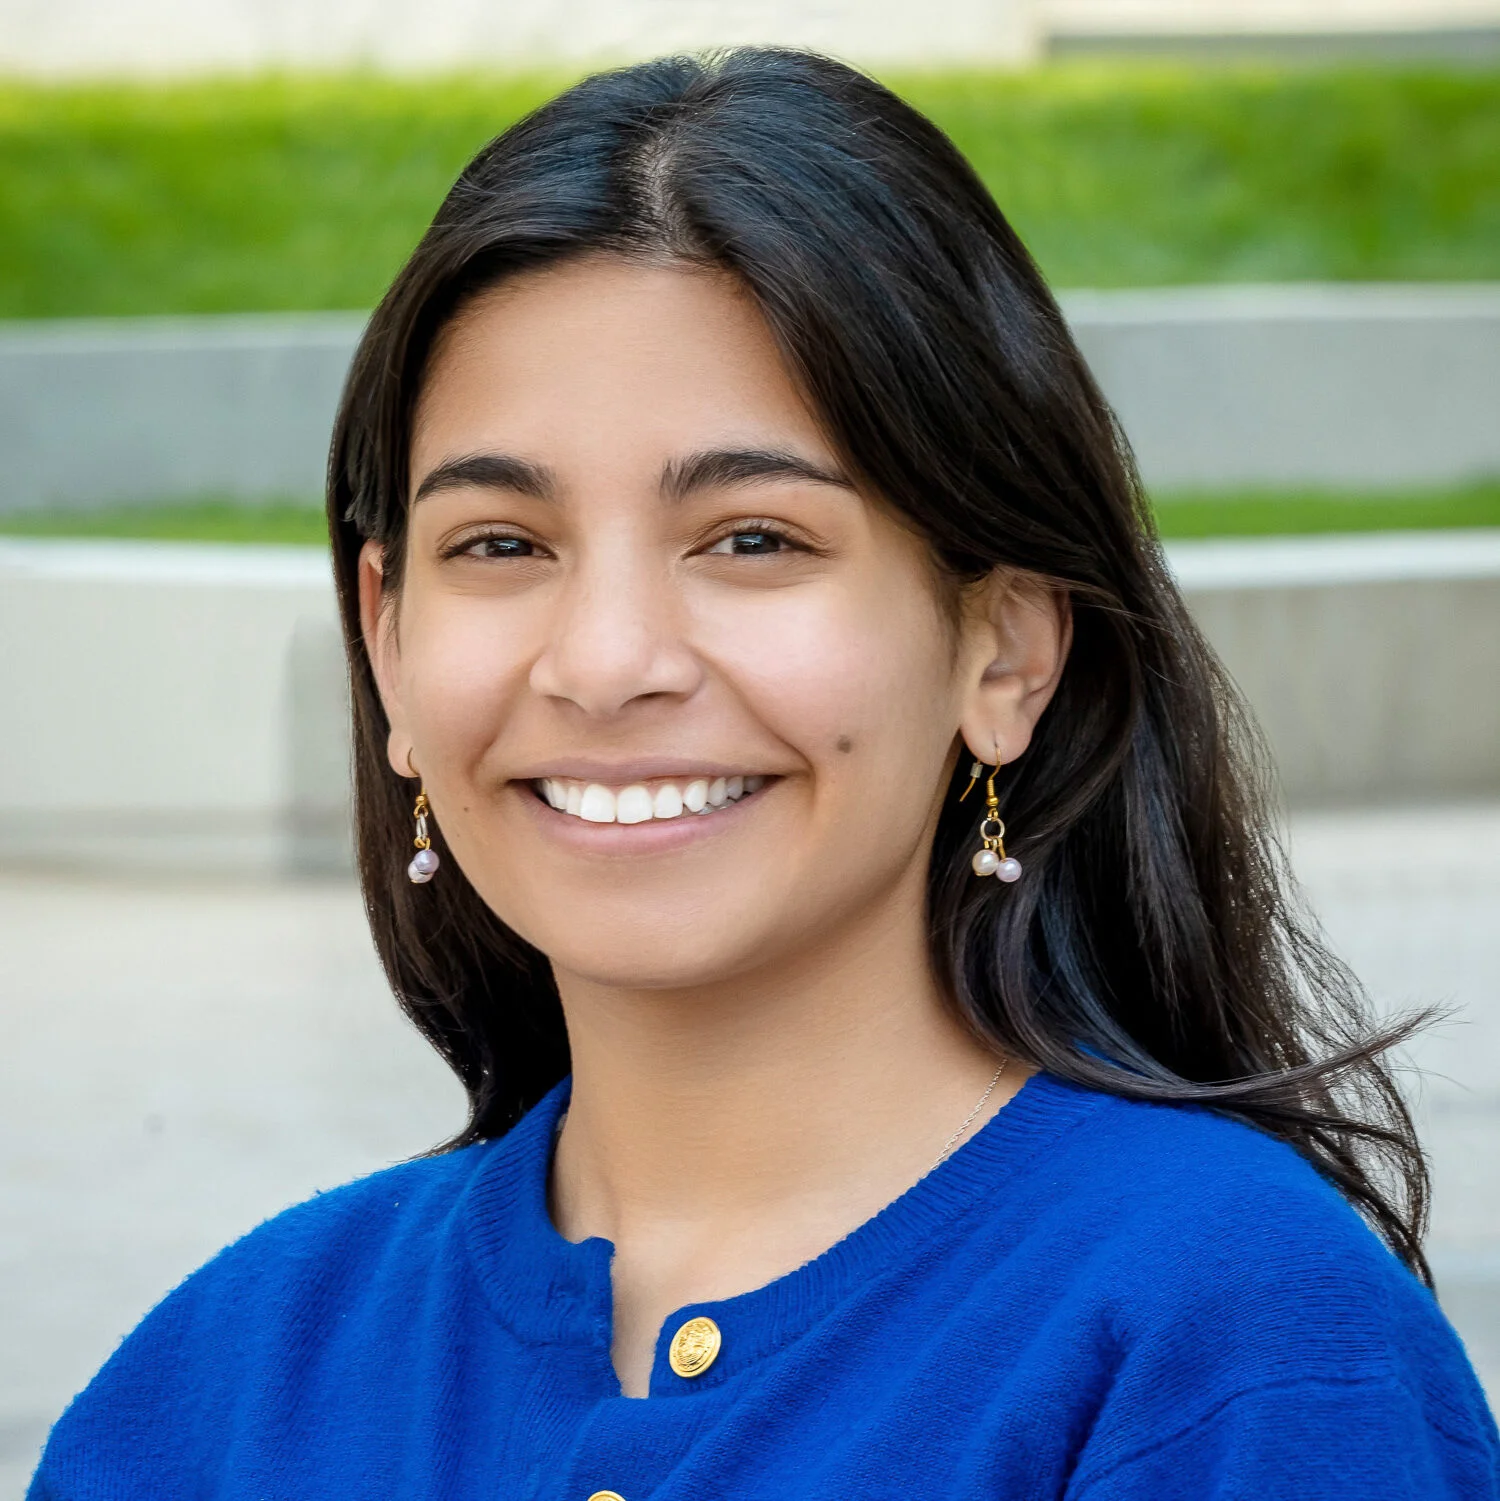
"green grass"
1149,481,1500,537
0,498,329,544
0,64,1497,318
2,484,1495,545
898,66,1500,290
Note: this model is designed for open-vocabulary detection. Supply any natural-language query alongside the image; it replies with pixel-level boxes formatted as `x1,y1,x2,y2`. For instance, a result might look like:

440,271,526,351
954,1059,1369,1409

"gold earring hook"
958,743,1003,803
959,759,983,802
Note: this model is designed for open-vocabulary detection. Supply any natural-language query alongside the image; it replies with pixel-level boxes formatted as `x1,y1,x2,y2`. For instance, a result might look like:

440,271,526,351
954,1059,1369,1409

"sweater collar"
463,1069,1105,1395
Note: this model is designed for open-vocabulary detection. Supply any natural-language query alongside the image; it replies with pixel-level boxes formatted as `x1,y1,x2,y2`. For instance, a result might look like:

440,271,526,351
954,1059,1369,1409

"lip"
508,757,773,784
515,775,773,855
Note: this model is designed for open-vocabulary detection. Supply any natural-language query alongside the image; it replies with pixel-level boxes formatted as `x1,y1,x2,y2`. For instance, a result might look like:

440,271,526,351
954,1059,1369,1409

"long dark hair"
328,47,1432,1280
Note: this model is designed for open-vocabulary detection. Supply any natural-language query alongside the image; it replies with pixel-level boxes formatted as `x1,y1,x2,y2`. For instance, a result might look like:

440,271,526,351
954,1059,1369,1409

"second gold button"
668,1315,722,1378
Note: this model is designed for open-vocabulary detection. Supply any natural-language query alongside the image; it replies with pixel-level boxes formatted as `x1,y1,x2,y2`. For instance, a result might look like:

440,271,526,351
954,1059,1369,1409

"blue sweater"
31,1072,1500,1499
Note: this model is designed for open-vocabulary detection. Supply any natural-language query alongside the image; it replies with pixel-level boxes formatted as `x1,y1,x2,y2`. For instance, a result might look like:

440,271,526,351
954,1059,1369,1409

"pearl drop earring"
407,785,440,884
958,756,1022,883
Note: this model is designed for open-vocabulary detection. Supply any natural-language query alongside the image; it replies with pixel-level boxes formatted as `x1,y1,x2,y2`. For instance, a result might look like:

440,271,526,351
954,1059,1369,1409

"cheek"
396,595,532,770
693,573,957,770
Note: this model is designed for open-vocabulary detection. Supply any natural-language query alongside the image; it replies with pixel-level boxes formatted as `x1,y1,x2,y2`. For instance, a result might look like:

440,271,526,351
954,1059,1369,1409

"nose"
528,542,703,719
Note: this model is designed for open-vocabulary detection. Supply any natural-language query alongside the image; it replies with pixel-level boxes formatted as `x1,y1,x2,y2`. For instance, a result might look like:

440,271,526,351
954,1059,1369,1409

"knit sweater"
30,1071,1500,1500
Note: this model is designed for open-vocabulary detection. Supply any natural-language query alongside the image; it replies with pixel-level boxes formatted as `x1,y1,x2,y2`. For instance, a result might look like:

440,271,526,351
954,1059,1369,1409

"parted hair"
327,47,1433,1280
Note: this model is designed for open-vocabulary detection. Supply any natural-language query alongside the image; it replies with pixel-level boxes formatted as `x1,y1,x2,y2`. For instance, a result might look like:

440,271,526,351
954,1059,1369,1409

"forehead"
412,255,830,468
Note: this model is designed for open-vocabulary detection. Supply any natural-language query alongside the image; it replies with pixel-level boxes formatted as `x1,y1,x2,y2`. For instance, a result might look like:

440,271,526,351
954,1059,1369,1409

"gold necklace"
553,1058,1008,1175
929,1059,1006,1174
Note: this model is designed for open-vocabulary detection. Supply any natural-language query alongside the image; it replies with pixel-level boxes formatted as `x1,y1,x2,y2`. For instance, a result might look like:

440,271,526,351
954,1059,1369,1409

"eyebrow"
412,446,855,505
414,452,554,504
660,447,856,501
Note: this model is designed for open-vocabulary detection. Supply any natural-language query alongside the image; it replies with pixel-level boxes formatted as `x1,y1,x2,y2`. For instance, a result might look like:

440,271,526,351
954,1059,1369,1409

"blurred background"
1,0,1498,1490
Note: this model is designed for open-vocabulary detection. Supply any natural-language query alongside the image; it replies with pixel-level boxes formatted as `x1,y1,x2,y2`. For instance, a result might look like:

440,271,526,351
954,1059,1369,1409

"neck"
548,871,1024,1244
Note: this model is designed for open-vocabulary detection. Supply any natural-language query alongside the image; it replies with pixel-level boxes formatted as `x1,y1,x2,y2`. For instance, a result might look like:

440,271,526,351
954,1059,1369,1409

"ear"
357,540,417,779
957,569,1071,769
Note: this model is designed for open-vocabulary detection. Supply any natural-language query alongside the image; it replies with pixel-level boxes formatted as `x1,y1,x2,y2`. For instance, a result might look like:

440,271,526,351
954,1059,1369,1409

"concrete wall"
1048,26,1500,58
5,285,1496,514
1070,285,1500,489
0,0,1490,75
1047,0,1500,58
3,530,1497,876
0,0,1038,75
0,540,348,876
0,314,364,510
1047,0,1500,31
1170,532,1500,804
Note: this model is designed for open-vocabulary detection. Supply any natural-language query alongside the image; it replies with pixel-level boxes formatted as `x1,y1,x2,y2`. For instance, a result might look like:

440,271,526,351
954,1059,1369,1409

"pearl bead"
407,848,440,883
995,857,1022,882
971,847,1001,877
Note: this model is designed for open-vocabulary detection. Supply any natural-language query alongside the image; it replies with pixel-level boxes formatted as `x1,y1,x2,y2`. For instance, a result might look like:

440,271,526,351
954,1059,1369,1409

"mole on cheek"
836,735,853,754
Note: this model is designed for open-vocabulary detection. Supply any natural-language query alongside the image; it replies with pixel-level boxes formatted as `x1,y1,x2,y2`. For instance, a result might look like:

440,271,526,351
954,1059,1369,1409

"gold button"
668,1315,722,1378
587,1493,626,1501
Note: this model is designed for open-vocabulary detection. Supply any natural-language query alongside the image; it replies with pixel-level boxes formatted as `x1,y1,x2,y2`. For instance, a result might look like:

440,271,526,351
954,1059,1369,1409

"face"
362,256,1061,993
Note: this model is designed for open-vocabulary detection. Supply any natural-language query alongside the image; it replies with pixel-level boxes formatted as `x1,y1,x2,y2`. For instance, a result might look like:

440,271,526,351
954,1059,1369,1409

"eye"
704,527,797,556
448,533,540,560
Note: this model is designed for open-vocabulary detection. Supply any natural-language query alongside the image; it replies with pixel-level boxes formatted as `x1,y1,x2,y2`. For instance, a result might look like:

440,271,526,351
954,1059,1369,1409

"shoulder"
34,1137,505,1485
1032,1084,1497,1466
1049,1086,1427,1332
1047,1080,1405,1263
177,1136,497,1312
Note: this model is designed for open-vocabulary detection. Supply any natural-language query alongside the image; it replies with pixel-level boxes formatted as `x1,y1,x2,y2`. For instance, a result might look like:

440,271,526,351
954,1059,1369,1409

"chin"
470,874,799,993
532,909,781,994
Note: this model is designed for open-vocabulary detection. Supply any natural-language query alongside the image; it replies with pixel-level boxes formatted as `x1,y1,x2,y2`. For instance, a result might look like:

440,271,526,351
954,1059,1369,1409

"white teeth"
578,784,616,823
538,774,769,825
615,785,655,824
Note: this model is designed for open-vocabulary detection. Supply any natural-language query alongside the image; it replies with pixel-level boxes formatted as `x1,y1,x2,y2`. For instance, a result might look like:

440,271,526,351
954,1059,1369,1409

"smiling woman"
30,46,1498,1501
359,255,1059,1037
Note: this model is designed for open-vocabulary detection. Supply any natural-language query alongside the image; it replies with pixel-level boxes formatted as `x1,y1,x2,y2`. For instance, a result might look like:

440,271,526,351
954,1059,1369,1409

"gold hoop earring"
958,756,1022,883
407,785,440,885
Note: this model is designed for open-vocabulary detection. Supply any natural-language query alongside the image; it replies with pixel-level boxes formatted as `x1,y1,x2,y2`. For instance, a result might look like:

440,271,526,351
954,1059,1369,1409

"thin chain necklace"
929,1059,1007,1174
553,1058,1009,1176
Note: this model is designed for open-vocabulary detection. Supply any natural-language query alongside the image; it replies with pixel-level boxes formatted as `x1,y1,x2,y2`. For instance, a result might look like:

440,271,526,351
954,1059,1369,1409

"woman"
32,47,1497,1500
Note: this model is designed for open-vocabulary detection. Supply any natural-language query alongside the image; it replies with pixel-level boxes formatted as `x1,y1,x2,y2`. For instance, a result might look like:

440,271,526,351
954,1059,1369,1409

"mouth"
533,773,770,825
